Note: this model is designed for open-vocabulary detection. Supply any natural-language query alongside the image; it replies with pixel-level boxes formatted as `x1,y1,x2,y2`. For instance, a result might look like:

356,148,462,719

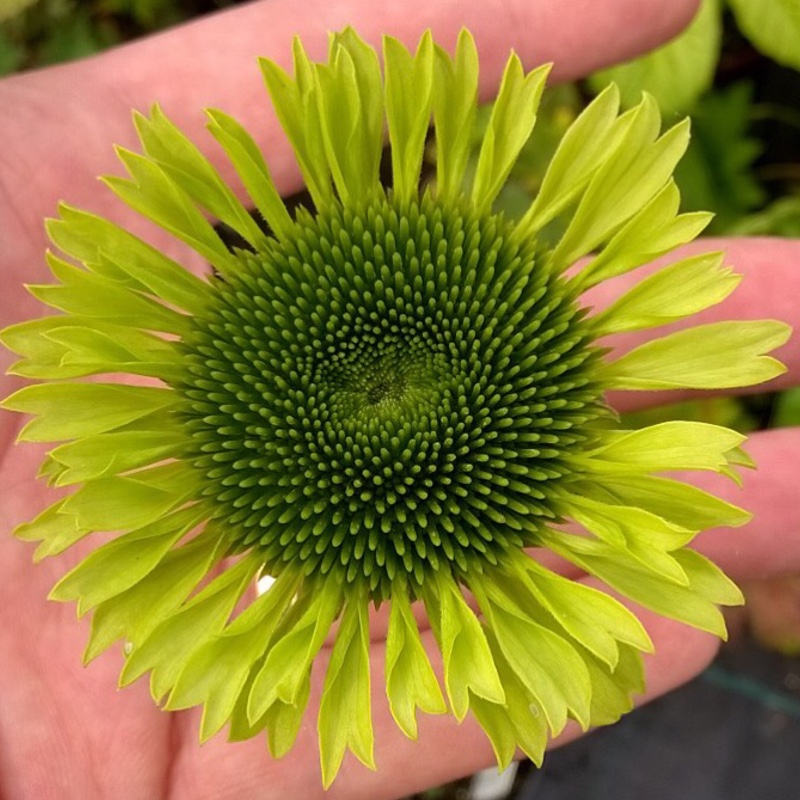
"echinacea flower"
1,28,790,787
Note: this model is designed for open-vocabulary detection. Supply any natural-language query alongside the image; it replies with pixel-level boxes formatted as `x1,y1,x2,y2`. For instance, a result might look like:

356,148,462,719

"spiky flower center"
177,190,603,599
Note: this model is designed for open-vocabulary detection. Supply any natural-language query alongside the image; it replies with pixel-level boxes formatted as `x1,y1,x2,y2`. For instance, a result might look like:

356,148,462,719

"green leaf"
134,105,267,248
84,526,226,662
2,382,179,442
472,57,550,213
121,553,260,699
550,98,690,272
0,0,38,22
591,252,740,334
58,462,198,532
384,32,434,203
49,504,207,610
728,0,800,70
516,83,622,238
48,204,209,314
674,82,765,233
427,575,505,721
104,148,239,277
319,599,375,788
247,580,341,722
206,109,294,241
385,585,446,739
166,570,301,740
601,320,790,390
572,181,712,290
432,29,479,202
589,0,721,114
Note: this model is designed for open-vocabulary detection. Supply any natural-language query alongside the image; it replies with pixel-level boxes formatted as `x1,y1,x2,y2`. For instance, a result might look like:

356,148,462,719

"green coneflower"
0,28,790,787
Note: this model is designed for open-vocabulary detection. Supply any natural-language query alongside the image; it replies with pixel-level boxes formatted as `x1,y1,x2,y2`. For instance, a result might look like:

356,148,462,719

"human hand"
3,1,799,799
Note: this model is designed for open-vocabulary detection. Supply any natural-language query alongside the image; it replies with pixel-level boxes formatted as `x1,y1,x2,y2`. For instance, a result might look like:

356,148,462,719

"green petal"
206,109,294,241
120,553,260,699
550,96,690,272
13,498,87,561
516,83,622,238
317,28,383,204
384,32,434,203
2,382,179,442
582,643,644,726
11,323,184,382
578,421,746,475
84,526,226,662
571,180,712,290
49,504,207,610
319,598,375,788
517,557,652,666
246,579,341,722
468,691,519,771
483,629,550,767
29,252,190,336
590,251,739,334
385,583,446,739
471,57,550,213
559,495,692,584
166,570,301,741
586,473,751,531
472,577,592,733
259,41,332,209
134,105,267,248
48,204,210,314
425,573,505,722
432,29,478,202
58,462,199,532
601,320,791,390
540,529,736,638
104,148,239,277
46,428,184,486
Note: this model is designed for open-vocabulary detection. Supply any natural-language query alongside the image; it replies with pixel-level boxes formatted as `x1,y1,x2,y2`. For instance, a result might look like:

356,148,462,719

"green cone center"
176,190,603,599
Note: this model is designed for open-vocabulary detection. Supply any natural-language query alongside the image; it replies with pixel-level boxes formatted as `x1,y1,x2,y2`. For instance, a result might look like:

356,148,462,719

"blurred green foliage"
0,0,245,71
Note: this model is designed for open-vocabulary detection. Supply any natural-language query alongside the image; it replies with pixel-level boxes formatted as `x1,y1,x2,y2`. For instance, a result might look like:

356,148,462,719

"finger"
0,0,699,286
689,427,800,581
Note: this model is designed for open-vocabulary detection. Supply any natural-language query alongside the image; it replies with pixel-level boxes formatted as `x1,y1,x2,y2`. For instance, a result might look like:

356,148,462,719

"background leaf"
728,0,800,71
589,0,721,114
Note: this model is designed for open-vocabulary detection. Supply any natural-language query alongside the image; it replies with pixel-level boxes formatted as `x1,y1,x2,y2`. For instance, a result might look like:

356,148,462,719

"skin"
1,0,800,797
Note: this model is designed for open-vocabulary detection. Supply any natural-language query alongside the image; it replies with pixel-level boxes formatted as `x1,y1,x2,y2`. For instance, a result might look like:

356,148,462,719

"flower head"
1,28,790,787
